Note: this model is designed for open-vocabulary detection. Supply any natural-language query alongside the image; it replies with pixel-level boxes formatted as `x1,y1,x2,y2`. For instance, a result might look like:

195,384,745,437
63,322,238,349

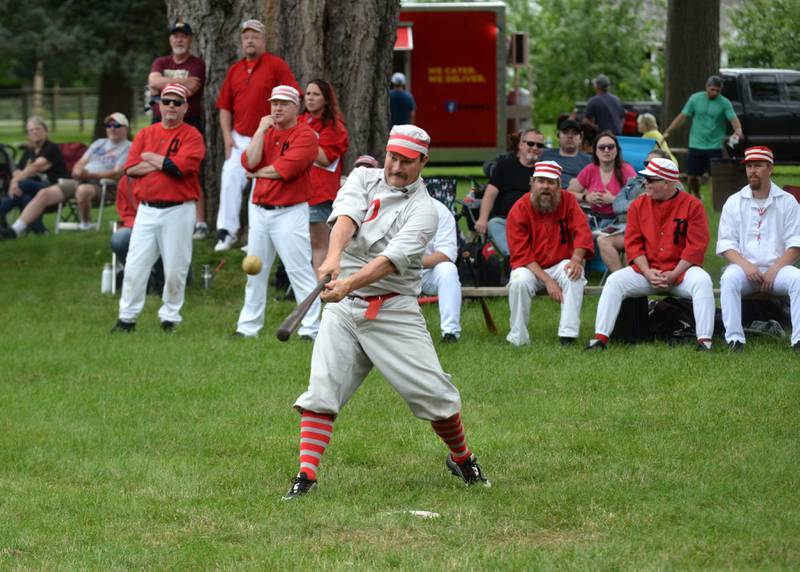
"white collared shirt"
424,199,458,263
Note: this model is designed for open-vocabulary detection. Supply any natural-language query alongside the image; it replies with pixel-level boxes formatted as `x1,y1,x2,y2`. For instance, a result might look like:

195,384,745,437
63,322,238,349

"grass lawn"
1,179,799,569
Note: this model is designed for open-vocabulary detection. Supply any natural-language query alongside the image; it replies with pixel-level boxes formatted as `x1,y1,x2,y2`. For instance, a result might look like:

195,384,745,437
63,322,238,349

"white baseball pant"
595,265,715,340
720,263,800,345
293,295,462,420
215,130,251,236
421,261,462,337
506,260,586,345
236,202,321,337
118,202,195,324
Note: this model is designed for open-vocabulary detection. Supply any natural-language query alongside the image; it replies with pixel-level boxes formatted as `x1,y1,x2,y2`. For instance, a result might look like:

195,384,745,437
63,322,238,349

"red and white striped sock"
431,412,472,463
298,411,334,481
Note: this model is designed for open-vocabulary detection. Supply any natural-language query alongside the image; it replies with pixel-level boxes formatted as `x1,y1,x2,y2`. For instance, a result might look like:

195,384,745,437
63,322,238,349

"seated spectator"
475,128,545,255
596,148,673,272
505,161,593,346
540,118,591,189
580,122,597,154
0,116,68,237
3,113,130,239
716,146,800,353
421,198,462,342
637,113,677,165
586,158,715,352
567,131,636,230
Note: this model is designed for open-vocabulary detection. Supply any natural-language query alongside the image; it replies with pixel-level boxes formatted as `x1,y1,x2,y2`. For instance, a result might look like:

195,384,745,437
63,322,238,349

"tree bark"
163,0,399,229
663,0,720,148
94,62,134,140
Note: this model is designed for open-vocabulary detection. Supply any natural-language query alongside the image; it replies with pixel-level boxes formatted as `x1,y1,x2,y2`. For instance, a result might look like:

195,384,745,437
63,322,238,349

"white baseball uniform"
717,181,800,345
420,199,462,338
293,167,462,420
216,130,252,237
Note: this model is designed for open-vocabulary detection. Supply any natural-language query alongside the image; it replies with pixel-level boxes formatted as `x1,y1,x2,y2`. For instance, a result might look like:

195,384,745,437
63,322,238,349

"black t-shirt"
19,140,68,182
489,155,535,218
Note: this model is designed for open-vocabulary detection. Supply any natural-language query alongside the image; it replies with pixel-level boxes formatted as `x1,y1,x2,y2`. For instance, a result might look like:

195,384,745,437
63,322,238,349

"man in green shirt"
663,75,744,198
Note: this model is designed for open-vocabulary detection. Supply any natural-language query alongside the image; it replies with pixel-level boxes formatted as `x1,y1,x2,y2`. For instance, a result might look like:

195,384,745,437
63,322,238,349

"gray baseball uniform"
293,167,462,420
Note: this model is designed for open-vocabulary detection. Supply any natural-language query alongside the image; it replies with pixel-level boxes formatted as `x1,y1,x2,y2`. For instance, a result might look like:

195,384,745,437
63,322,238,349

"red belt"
347,293,400,320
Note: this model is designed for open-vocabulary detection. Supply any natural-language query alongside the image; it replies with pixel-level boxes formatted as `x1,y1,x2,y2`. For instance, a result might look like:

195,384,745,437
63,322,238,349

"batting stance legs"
236,202,321,338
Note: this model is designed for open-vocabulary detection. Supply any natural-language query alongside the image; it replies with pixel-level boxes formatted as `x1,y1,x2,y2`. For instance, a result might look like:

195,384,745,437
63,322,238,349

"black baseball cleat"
110,320,135,333
696,341,713,352
282,472,317,501
161,321,176,333
728,341,744,353
446,454,491,487
0,227,17,240
441,333,458,343
559,337,576,347
585,338,606,351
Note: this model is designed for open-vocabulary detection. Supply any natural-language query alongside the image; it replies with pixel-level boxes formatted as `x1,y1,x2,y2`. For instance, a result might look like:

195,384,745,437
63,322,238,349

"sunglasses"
161,98,186,107
525,141,546,148
597,144,616,151
105,122,123,129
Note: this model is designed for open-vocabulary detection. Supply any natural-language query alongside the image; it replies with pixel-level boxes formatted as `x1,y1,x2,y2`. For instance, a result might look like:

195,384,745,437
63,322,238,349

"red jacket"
625,190,709,280
507,190,594,270
124,122,205,203
115,175,137,228
301,113,349,206
243,122,318,206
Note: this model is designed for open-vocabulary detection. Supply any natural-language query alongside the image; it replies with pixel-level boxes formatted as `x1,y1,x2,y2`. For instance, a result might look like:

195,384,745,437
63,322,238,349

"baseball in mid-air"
242,255,263,275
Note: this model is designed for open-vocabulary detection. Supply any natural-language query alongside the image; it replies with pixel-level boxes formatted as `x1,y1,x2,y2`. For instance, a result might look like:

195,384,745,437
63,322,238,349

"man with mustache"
505,160,594,346
282,125,490,500
717,146,800,353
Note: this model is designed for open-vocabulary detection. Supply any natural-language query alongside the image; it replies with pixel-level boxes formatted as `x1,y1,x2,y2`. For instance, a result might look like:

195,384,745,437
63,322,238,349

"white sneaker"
192,222,209,240
214,233,237,252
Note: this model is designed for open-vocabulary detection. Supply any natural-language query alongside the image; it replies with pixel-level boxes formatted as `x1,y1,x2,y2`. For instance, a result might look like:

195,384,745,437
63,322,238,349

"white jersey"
423,199,458,263
716,181,800,269
330,167,438,296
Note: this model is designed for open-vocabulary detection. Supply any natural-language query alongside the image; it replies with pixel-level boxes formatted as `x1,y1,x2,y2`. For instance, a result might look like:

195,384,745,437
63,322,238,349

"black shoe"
281,472,317,501
446,454,491,487
230,331,246,338
441,333,458,343
559,337,576,347
299,334,315,342
110,320,135,333
0,227,17,240
696,341,713,352
793,342,800,354
585,338,606,351
728,341,744,353
161,321,176,333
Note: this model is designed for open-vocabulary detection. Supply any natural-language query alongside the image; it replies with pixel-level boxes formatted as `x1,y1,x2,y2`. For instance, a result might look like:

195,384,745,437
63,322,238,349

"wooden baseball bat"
276,274,331,342
463,251,498,335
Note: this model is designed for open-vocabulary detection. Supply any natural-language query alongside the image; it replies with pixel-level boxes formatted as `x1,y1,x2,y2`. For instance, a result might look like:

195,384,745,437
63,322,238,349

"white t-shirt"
84,138,131,175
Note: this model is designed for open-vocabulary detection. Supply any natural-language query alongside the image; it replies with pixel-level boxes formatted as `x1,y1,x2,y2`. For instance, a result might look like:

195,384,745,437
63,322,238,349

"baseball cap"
354,154,379,168
170,21,193,35
104,112,129,127
391,72,406,85
241,19,265,33
161,83,190,99
269,85,300,106
638,157,680,182
558,118,581,133
532,161,562,180
386,125,430,159
742,146,774,164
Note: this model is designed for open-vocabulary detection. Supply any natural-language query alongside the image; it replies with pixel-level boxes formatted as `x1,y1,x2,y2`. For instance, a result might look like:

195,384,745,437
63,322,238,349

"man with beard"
475,128,546,255
717,146,800,353
540,118,591,189
505,160,594,346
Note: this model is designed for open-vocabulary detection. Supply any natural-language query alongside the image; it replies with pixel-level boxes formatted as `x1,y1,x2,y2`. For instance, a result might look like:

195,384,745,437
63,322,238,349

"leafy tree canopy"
724,0,800,69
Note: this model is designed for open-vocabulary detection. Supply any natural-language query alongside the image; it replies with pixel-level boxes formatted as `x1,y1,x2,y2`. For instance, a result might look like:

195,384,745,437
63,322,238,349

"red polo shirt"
124,122,205,203
507,190,594,270
242,122,318,206
215,52,299,137
301,113,349,206
625,190,709,280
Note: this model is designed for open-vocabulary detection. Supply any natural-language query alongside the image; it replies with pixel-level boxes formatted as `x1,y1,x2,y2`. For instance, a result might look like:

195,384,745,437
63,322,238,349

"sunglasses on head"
525,141,546,148
161,98,186,107
597,144,616,151
105,122,123,129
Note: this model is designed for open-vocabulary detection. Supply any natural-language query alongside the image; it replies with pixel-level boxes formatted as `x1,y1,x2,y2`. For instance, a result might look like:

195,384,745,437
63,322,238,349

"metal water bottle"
101,263,113,294
201,264,213,289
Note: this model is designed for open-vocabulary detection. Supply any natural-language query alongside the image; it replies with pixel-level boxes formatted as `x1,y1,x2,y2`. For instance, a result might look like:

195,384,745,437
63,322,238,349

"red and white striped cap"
269,85,300,106
638,157,680,182
386,125,430,159
742,146,773,164
353,154,379,168
532,160,563,180
161,83,189,100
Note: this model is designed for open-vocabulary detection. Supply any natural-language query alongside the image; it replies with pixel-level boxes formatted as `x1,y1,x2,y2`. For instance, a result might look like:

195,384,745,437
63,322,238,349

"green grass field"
1,178,799,569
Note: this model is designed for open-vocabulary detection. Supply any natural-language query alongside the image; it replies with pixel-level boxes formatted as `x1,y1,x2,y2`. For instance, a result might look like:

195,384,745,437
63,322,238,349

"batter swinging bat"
463,251,498,335
276,274,331,342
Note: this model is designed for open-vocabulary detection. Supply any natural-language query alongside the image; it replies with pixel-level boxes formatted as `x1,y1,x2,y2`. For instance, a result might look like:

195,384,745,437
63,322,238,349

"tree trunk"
94,63,134,140
164,0,399,230
663,0,720,148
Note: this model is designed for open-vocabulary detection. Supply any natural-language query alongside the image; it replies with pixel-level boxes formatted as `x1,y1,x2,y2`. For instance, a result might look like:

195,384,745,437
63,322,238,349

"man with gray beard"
505,161,594,346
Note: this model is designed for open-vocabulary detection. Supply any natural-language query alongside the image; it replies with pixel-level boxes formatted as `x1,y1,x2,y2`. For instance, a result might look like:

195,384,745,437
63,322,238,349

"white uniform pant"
720,263,800,345
507,260,586,345
294,296,461,420
236,202,320,337
216,130,251,236
595,265,715,340
421,261,462,337
118,202,195,323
